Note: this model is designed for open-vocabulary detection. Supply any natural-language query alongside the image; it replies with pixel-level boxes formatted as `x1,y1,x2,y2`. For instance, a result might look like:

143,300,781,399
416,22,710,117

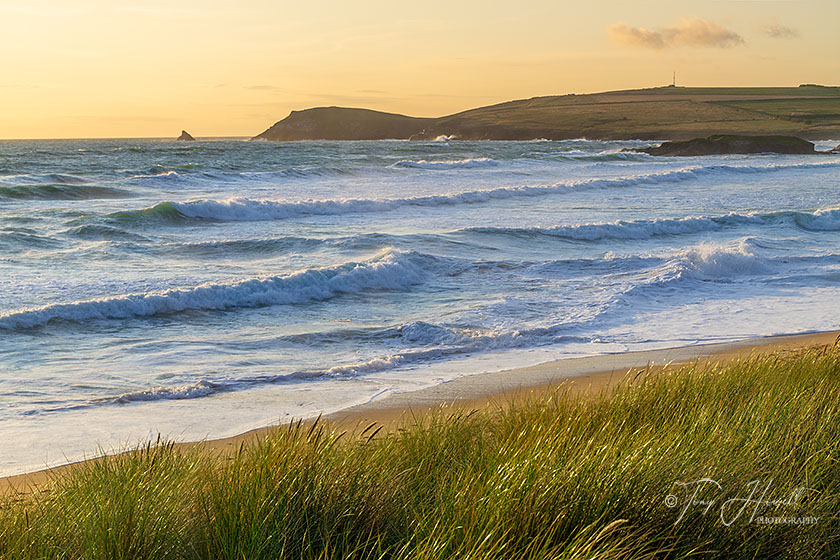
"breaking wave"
94,236,790,406
17,236,840,408
0,249,441,330
115,380,220,403
545,150,652,162
393,157,499,170
96,162,840,224
124,166,352,185
664,239,774,281
461,206,840,241
793,206,840,231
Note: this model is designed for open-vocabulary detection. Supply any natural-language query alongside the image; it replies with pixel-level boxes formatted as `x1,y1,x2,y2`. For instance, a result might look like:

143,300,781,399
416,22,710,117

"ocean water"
1,138,839,475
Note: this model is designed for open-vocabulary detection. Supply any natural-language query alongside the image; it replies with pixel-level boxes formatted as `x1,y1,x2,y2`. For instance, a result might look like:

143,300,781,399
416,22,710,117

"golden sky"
1,0,837,138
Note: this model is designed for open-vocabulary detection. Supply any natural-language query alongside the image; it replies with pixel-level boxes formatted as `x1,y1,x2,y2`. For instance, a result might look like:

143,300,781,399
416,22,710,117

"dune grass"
2,344,839,559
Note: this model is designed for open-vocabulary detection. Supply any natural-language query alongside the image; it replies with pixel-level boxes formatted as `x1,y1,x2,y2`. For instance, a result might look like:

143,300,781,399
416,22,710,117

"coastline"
3,329,837,494
252,86,840,141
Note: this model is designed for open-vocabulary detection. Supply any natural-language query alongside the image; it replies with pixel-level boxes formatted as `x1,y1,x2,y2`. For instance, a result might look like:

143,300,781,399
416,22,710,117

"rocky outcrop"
177,130,196,141
831,144,840,153
636,135,816,156
252,108,433,141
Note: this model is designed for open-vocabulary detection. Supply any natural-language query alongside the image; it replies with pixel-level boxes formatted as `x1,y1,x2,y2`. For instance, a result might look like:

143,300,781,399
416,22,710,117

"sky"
0,0,837,139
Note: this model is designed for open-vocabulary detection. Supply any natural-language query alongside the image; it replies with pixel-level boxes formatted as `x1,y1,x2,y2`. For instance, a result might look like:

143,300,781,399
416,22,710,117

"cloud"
763,23,799,39
608,24,667,49
608,18,745,50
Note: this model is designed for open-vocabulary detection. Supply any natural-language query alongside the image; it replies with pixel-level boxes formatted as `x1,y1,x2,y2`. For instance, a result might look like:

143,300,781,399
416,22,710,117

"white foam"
125,167,348,185
393,157,498,170
0,249,435,329
126,161,840,224
461,207,840,241
116,380,218,402
466,215,738,241
668,239,772,280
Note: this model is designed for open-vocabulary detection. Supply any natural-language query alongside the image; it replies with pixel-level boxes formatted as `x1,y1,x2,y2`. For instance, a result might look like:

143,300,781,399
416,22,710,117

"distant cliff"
252,107,433,141
251,86,840,141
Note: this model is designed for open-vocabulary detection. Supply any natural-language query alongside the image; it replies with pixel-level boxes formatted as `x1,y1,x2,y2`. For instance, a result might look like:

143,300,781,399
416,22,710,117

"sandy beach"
4,329,837,495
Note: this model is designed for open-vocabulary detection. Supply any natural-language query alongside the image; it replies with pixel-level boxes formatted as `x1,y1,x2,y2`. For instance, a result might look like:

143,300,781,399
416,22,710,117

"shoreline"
3,329,838,493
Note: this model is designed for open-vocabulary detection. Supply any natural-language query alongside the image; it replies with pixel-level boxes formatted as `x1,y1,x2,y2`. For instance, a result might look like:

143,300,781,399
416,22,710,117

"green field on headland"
253,86,840,141
2,344,838,559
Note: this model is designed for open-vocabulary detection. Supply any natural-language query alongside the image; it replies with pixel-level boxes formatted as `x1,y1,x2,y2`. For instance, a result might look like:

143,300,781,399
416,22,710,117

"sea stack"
177,130,196,141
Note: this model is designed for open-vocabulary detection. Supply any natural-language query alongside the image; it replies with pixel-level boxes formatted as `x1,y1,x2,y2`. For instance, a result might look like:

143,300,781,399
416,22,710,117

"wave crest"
124,166,352,185
89,165,771,224
94,161,840,225
463,206,840,241
116,380,219,403
794,206,840,231
393,158,498,170
0,249,437,330
672,239,772,280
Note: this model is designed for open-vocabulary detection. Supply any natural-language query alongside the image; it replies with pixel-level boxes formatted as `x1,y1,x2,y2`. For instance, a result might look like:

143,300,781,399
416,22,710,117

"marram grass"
2,344,839,559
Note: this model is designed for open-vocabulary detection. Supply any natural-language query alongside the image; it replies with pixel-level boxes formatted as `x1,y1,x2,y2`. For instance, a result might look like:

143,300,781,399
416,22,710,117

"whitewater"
1,137,839,475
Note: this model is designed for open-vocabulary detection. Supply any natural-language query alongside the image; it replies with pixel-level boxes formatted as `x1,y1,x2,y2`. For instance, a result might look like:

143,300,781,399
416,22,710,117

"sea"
1,138,839,475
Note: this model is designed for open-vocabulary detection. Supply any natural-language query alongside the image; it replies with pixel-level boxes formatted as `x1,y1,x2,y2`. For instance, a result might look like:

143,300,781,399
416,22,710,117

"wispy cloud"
608,18,745,49
763,22,799,39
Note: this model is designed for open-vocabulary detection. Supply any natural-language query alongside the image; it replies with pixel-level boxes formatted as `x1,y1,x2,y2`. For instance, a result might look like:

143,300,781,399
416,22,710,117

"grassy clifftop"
253,86,840,141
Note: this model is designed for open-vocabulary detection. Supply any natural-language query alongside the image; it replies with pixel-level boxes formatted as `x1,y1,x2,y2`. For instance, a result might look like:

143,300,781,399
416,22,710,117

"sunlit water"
1,138,839,475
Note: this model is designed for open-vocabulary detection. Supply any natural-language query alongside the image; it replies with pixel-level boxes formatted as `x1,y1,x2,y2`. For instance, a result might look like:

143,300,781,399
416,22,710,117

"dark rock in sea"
635,134,815,156
177,130,196,141
831,144,840,153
